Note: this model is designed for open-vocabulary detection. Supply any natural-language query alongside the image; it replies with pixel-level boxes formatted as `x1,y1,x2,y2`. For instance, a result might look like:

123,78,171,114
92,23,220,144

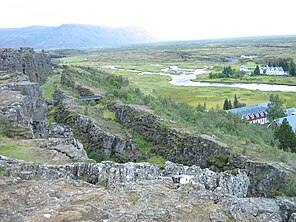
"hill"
0,24,157,49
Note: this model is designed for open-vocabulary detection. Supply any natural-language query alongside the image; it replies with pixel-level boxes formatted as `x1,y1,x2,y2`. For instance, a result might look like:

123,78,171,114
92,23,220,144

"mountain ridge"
0,24,158,49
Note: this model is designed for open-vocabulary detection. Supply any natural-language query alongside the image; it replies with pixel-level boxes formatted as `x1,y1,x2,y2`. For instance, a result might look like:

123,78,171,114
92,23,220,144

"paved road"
39,74,61,91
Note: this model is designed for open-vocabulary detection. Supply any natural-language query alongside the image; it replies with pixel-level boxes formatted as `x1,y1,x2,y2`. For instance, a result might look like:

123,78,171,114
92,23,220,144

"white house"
260,66,286,75
240,65,249,72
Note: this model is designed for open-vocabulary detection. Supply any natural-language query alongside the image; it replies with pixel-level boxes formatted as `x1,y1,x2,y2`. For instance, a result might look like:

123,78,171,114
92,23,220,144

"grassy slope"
0,138,53,164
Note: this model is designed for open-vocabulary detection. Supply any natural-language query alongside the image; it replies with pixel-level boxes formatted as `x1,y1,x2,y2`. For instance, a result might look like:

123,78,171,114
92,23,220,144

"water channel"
102,65,296,92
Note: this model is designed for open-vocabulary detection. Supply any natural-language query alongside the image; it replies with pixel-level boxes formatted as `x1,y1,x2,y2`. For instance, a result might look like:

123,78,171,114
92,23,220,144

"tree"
289,61,296,76
267,94,285,121
274,118,296,152
228,99,232,109
233,95,238,108
253,65,260,76
223,99,229,110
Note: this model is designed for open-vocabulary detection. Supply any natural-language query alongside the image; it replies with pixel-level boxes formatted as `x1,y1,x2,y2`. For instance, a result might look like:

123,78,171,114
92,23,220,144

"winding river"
102,65,296,92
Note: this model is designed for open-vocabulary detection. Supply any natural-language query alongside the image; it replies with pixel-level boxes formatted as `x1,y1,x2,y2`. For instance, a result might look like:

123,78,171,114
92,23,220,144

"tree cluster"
222,66,235,77
223,95,246,110
209,66,242,79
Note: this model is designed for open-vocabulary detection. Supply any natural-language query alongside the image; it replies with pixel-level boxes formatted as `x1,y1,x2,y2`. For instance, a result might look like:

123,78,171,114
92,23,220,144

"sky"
0,0,295,41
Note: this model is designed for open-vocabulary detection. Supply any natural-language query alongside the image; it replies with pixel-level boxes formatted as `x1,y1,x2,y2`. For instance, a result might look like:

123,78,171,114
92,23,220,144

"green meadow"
53,37,296,109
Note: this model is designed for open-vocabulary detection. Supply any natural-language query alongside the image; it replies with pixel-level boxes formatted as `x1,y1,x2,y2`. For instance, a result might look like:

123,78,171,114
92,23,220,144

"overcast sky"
1,0,295,41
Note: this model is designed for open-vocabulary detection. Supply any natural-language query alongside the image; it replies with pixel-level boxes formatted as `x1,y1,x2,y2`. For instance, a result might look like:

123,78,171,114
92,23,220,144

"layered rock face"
0,48,88,161
112,103,229,167
0,47,52,83
0,48,52,136
0,81,48,136
54,102,142,162
227,155,293,197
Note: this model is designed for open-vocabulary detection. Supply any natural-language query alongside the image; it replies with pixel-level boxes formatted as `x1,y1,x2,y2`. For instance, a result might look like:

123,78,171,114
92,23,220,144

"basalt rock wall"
54,103,142,162
111,103,229,168
0,47,52,83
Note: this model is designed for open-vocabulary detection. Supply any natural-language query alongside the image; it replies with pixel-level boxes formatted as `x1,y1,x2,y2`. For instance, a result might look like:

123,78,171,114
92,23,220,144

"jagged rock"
0,48,52,138
0,157,295,222
0,82,49,137
49,123,88,161
210,197,296,222
54,106,142,162
164,161,250,198
289,213,296,222
0,47,52,83
0,155,160,184
227,155,293,197
44,138,88,161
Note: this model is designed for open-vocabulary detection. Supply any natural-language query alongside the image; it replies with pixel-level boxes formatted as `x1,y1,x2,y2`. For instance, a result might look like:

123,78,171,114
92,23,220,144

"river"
102,65,296,92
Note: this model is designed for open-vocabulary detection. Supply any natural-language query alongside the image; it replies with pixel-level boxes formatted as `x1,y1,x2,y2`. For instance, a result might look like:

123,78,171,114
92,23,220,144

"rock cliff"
0,48,52,136
54,102,142,162
111,103,229,167
0,47,52,83
0,81,48,136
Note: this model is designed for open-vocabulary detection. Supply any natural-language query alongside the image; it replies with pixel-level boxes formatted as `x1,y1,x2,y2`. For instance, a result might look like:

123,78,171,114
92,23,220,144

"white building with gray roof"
260,66,286,75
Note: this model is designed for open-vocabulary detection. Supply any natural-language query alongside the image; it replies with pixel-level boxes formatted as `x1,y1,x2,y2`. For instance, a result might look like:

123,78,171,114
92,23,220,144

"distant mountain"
0,24,158,49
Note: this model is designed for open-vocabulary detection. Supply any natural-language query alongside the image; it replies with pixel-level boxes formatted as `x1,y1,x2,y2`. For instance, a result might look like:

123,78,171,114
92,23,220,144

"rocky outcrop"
165,161,250,198
0,155,160,184
111,103,229,167
0,81,49,137
45,123,88,161
227,156,293,197
0,48,52,137
110,103,295,198
210,197,296,222
0,47,52,83
1,156,296,222
54,103,142,162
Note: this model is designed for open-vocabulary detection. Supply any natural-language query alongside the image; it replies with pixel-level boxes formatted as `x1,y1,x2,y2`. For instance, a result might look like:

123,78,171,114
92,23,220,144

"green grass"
60,56,87,63
107,69,296,109
132,133,153,156
127,195,140,205
0,138,53,163
194,73,296,86
42,76,61,99
144,156,166,169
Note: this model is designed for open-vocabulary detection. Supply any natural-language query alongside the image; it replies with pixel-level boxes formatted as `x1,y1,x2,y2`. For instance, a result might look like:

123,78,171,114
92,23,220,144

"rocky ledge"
0,156,296,222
